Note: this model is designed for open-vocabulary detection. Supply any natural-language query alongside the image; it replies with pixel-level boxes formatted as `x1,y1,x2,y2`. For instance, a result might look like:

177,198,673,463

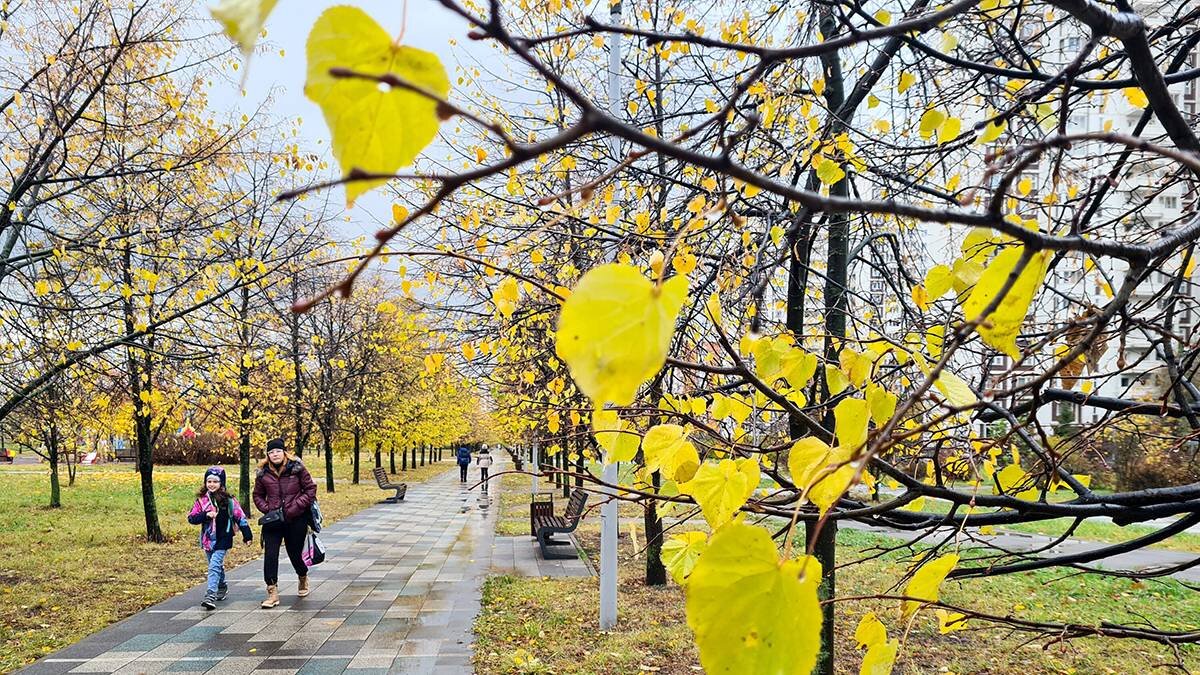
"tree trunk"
411,446,416,470
808,11,850,672
352,426,361,484
420,444,426,467
47,422,61,508
644,470,666,585
402,443,408,471
374,441,382,469
389,440,396,474
321,424,335,493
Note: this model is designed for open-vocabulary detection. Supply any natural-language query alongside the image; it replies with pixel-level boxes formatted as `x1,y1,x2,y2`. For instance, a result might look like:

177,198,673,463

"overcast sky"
205,1,491,233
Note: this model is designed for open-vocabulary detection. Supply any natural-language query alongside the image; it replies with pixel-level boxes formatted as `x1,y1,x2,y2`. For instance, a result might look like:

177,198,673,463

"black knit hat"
266,438,286,453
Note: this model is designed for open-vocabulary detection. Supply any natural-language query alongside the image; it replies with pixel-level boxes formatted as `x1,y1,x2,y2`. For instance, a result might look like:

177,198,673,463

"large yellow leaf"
305,7,450,206
781,347,818,390
854,612,887,649
963,246,1050,360
681,458,760,530
866,383,897,426
807,464,857,514
642,424,701,482
901,553,959,619
662,531,709,585
686,523,822,675
787,437,856,514
555,264,688,405
834,397,869,452
211,0,278,55
592,408,640,464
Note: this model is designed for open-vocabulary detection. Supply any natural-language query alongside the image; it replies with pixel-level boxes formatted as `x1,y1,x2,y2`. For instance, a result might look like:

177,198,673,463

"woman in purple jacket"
252,438,317,608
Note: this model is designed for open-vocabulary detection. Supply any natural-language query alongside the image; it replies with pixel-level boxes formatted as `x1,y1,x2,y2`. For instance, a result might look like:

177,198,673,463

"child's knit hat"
204,466,226,488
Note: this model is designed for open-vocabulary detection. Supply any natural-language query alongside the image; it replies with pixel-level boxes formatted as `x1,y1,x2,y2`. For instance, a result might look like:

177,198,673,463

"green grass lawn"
475,483,1200,674
0,457,453,671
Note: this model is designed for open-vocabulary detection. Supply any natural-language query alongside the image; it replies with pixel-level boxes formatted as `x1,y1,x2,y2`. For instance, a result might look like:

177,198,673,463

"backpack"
456,447,471,465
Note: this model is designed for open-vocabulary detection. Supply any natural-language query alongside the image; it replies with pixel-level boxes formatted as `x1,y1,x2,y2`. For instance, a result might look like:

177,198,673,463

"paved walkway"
22,458,577,675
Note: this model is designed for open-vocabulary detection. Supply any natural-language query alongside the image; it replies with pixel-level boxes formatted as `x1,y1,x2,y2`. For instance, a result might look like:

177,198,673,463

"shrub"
1100,417,1200,491
154,432,238,465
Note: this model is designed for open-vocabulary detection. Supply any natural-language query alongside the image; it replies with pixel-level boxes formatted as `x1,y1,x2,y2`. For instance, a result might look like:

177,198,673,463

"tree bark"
321,422,335,493
352,426,361,484
47,421,61,508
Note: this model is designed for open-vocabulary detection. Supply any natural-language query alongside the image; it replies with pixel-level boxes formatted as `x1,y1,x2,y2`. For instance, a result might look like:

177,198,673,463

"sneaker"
215,584,228,601
201,594,216,610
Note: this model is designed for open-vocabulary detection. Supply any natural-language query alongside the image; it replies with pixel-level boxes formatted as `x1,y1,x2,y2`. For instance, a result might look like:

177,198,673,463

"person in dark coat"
456,445,472,483
252,438,316,608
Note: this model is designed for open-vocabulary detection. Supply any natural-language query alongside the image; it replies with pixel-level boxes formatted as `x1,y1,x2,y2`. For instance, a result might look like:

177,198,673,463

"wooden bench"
533,490,588,560
0,449,12,464
372,467,407,502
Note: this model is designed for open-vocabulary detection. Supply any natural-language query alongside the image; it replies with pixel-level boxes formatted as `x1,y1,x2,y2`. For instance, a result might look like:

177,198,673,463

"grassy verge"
475,514,1200,673
0,458,453,671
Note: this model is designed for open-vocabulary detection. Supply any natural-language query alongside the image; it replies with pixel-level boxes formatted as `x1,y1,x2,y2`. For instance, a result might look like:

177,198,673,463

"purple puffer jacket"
253,459,317,523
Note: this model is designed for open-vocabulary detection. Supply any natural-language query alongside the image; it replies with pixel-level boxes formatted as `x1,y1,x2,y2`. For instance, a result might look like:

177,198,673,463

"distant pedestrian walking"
187,467,252,610
477,446,493,493
456,445,472,483
252,438,317,609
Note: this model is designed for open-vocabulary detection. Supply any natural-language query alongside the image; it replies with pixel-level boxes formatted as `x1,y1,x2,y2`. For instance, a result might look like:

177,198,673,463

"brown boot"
297,576,309,597
261,584,279,609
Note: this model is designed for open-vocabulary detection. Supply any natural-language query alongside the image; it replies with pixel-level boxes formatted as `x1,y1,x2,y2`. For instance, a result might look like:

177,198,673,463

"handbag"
308,499,323,533
302,532,326,566
258,508,284,526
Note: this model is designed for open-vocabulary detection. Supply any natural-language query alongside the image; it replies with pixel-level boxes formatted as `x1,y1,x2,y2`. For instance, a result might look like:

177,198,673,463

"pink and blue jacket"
187,493,251,552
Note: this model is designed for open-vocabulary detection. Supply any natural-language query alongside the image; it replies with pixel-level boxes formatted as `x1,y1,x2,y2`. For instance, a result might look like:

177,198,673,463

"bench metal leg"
537,531,579,560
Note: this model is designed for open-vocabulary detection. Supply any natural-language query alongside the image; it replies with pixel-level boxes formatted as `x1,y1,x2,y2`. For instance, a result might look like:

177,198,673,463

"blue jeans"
205,548,227,596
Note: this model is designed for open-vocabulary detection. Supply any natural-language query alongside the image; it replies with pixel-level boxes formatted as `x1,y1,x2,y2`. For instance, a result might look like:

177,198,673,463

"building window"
1060,36,1082,54
870,279,886,292
1161,195,1179,210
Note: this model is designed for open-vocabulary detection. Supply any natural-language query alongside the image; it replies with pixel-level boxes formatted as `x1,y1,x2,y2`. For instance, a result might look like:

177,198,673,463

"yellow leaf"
681,458,760,530
1123,87,1149,109
861,639,899,675
918,109,946,140
902,553,958,619
305,7,449,206
938,116,962,145
924,265,953,299
1017,176,1033,196
593,408,640,464
211,0,278,55
826,364,850,395
978,118,1006,143
897,71,916,94
840,349,872,387
936,609,968,634
391,203,409,224
815,156,845,185
834,397,869,452
66,340,83,351
963,246,1050,360
911,284,929,311
555,264,688,406
642,424,701,483
662,531,708,585
866,383,897,426
874,9,891,24
705,291,723,326
854,611,887,649
686,523,821,675
493,276,520,318
34,280,50,296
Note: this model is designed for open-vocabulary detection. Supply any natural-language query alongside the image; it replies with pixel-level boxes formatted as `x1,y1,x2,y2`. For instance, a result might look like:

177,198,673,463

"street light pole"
599,0,622,632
